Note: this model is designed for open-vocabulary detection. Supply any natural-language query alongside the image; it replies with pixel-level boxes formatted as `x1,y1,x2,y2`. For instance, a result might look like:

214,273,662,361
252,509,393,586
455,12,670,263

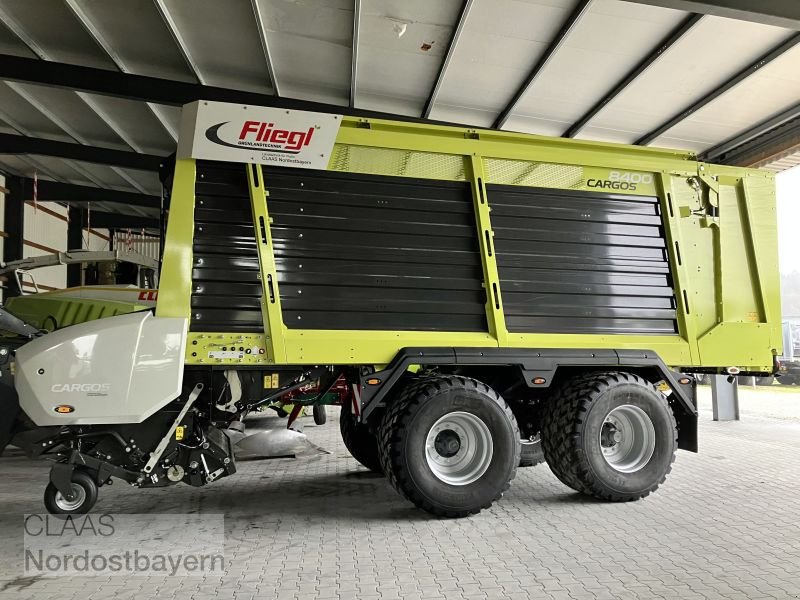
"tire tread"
541,371,677,501
378,375,520,518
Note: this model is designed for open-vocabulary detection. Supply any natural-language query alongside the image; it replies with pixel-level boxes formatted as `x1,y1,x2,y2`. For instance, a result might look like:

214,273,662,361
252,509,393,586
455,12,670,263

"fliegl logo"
52,383,111,397
205,120,317,154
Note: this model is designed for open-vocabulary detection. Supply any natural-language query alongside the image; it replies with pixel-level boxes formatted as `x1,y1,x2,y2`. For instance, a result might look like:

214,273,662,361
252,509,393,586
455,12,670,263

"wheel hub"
54,483,86,512
599,405,656,473
434,430,462,458
425,411,494,486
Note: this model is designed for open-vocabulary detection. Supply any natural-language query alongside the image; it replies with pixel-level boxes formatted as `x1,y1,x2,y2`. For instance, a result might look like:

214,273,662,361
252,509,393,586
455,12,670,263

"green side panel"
169,115,780,372
5,296,148,331
156,159,196,319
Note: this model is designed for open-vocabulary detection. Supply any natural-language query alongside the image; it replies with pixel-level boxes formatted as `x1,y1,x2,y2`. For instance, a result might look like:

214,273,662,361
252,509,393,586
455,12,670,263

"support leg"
711,375,739,421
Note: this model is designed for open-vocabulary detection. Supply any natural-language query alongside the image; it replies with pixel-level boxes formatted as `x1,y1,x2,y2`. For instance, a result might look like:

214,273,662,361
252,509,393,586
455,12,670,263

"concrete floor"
1,387,800,600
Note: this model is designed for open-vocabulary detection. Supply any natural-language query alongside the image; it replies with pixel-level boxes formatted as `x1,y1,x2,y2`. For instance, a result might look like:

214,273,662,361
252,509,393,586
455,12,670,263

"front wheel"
541,372,677,502
44,470,98,515
378,375,519,518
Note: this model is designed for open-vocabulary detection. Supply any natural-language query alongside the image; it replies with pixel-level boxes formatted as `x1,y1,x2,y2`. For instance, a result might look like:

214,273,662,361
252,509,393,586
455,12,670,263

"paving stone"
1,401,800,600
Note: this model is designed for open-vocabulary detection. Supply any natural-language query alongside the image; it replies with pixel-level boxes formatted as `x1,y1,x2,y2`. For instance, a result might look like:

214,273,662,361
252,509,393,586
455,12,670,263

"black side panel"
488,184,678,335
265,168,486,331
192,161,262,332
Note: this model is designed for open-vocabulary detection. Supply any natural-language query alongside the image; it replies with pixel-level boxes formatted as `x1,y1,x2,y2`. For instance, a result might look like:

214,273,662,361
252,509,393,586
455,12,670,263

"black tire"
778,375,797,386
339,404,383,474
44,470,98,515
519,435,545,467
541,372,677,502
313,404,327,425
757,376,774,386
378,375,520,518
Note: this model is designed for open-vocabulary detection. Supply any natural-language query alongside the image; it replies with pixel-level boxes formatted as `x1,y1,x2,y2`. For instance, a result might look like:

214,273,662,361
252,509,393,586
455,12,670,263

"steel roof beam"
635,32,800,146
4,81,149,194
0,133,164,171
251,0,281,96
89,212,160,229
564,13,702,138
350,0,362,108
0,6,161,193
701,101,800,163
18,178,160,209
493,0,593,130
0,54,469,126
422,0,474,119
620,0,800,31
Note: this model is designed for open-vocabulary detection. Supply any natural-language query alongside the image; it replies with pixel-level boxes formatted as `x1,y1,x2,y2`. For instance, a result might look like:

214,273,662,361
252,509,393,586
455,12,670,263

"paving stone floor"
0,386,799,599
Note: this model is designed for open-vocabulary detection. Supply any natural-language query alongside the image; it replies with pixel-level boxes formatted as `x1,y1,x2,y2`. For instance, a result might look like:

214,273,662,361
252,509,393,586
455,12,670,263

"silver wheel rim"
54,484,86,512
425,411,493,485
600,405,656,473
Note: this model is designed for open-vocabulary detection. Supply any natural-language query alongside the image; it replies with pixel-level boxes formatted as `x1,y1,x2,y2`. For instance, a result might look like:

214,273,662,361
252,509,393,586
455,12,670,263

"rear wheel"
778,375,797,385
378,375,519,518
541,372,677,501
339,404,382,474
44,470,98,515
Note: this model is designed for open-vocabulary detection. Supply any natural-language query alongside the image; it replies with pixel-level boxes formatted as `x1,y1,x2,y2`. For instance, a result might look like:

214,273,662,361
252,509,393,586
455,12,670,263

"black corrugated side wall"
267,168,486,331
488,184,678,335
192,161,263,332
190,162,487,333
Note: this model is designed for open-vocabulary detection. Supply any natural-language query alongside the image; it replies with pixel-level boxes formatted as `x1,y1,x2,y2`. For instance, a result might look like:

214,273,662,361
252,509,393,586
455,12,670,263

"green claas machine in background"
0,100,781,517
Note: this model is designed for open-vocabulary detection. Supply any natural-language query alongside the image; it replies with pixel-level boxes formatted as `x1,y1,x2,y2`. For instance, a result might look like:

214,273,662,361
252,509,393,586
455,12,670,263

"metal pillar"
3,175,25,298
711,375,739,421
67,206,83,287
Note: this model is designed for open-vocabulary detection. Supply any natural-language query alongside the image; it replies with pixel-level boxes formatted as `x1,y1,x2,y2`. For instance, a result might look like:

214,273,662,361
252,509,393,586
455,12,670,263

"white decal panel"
177,101,341,170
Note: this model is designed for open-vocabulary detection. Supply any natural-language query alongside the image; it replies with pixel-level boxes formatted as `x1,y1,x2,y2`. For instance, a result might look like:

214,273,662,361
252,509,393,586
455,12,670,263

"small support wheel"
519,434,545,467
313,404,327,425
44,470,98,515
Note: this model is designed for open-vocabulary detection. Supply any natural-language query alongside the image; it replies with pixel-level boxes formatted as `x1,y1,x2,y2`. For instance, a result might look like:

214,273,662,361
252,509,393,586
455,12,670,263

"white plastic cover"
15,312,187,426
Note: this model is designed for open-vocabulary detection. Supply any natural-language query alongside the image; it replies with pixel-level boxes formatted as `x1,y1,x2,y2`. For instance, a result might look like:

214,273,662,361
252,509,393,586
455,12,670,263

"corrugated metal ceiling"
0,0,798,219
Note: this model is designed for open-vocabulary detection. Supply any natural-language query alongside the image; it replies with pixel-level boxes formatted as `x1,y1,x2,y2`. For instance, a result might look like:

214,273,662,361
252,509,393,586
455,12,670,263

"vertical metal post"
67,206,83,287
3,176,25,298
467,155,506,346
247,163,287,363
711,375,739,421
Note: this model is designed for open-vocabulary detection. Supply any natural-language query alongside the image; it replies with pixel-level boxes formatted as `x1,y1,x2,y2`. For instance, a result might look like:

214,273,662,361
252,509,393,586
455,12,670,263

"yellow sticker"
175,426,185,441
